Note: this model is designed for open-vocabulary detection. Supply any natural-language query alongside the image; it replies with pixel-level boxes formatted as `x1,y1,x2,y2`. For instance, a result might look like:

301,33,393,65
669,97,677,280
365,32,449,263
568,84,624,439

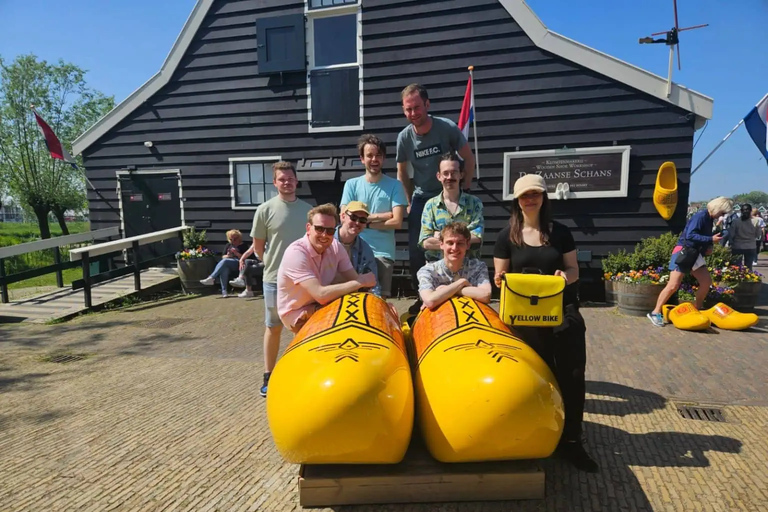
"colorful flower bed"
176,246,214,260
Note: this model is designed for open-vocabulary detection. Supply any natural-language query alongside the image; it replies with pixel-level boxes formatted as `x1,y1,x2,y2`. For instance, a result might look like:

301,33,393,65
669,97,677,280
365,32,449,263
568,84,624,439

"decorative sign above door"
502,146,631,200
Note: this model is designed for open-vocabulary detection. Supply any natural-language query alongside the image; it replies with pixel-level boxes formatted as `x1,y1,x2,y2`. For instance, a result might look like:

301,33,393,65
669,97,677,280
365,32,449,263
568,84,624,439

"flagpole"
691,92,768,176
468,66,479,180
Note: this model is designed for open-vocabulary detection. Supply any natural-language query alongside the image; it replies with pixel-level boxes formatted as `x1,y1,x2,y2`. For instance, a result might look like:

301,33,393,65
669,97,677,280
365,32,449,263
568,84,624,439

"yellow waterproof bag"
499,273,565,327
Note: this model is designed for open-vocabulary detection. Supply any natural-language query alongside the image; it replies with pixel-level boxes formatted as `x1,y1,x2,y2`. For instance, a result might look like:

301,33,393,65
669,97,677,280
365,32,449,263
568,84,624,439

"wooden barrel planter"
604,280,618,305
177,257,217,294
730,281,763,311
617,282,664,317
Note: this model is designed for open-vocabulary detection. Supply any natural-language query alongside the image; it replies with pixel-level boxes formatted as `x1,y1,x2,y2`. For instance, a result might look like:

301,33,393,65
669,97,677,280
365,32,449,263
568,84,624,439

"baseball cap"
343,201,370,215
513,174,547,199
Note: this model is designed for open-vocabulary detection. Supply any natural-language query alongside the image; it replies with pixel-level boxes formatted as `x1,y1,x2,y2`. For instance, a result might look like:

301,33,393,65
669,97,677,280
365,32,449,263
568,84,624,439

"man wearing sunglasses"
278,204,377,333
333,201,381,297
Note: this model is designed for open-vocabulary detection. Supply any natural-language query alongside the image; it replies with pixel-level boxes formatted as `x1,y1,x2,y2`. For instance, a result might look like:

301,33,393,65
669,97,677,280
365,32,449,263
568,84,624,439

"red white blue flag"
744,93,768,163
458,76,474,141
33,110,77,168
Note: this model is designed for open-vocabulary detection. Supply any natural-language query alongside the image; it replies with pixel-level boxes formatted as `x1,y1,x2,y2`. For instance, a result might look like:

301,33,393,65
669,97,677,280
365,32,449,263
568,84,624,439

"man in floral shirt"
419,153,484,262
417,221,491,310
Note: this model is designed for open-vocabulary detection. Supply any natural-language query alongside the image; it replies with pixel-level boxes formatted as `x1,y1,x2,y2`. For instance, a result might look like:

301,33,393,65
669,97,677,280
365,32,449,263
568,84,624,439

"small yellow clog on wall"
653,161,678,221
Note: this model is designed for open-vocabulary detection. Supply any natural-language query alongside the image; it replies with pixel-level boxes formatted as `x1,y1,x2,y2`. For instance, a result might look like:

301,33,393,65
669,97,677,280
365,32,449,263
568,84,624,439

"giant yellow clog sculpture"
661,302,711,331
653,161,678,221
702,303,759,331
267,292,414,464
409,297,564,463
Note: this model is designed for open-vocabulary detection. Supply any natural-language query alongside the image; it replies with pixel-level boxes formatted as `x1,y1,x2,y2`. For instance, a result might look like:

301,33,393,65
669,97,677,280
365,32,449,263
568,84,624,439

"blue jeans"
263,282,280,328
211,258,239,293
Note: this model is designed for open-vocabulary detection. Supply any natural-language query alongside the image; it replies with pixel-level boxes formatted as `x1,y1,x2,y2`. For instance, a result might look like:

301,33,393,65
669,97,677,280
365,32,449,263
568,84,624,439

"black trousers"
407,194,432,290
516,303,587,442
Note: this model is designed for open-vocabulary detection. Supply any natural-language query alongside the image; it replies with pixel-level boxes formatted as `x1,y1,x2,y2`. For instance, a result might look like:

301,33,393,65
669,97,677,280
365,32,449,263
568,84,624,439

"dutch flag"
744,94,768,163
33,110,78,168
458,76,474,141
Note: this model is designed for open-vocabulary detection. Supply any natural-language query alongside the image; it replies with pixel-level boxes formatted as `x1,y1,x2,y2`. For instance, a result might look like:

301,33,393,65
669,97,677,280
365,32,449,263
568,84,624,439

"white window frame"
229,156,282,210
305,1,363,133
502,146,631,200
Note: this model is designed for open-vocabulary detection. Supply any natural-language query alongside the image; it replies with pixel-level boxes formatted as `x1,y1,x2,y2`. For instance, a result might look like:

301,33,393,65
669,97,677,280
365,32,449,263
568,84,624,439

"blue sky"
1,0,765,201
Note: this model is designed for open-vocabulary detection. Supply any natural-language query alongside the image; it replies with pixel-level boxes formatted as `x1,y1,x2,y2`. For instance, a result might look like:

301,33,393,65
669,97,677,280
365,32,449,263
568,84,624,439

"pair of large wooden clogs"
661,302,759,331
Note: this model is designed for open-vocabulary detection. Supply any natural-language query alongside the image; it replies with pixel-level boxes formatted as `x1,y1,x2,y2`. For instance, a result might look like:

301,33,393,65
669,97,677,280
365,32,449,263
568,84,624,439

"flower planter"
730,281,763,311
604,280,618,305
177,257,217,294
617,282,664,317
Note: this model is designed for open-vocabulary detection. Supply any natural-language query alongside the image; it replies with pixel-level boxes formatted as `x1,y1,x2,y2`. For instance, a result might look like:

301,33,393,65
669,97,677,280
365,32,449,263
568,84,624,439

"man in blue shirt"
341,135,407,298
396,84,476,313
333,201,381,297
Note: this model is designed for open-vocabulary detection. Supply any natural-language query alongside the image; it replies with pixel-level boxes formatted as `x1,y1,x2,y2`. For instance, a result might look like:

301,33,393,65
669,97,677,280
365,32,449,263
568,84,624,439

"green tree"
0,54,114,238
732,191,768,206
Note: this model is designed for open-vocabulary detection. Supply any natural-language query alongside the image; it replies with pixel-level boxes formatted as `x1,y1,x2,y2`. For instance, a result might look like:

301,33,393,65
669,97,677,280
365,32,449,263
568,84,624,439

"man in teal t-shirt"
341,134,407,298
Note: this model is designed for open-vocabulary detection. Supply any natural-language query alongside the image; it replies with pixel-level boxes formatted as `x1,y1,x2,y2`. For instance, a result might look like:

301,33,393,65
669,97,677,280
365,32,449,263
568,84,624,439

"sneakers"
556,440,599,473
647,312,664,327
200,277,215,286
260,372,271,397
229,277,246,288
238,289,254,298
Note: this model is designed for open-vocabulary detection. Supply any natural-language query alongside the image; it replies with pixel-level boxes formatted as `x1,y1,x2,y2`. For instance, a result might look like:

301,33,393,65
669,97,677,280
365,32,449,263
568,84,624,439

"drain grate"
139,318,190,329
678,405,726,422
38,351,91,364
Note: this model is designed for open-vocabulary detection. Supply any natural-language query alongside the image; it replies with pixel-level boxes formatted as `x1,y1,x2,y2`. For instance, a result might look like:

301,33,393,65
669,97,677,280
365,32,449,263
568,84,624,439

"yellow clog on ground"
653,161,678,221
702,303,759,331
661,303,711,331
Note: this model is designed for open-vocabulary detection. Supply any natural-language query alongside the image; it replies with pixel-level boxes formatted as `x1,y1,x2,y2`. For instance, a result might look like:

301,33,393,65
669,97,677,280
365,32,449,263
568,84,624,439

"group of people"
715,205,766,270
199,83,598,472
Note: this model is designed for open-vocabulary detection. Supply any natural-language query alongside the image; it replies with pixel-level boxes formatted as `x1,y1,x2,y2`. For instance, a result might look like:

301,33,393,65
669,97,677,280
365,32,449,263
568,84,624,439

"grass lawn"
1,222,90,291
7,267,83,290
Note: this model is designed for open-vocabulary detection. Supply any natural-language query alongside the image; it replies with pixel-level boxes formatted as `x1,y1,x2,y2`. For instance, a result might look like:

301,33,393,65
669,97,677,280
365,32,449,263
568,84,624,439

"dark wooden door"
119,173,182,261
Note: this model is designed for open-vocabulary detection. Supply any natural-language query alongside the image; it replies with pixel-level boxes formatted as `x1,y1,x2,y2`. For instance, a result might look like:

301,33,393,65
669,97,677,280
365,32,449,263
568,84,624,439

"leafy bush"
704,244,733,270
602,249,632,277
628,232,679,271
182,227,208,249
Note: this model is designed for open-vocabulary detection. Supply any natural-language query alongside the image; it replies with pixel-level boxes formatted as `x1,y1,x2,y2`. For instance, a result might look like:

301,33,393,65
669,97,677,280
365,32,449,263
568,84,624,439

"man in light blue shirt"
341,134,407,298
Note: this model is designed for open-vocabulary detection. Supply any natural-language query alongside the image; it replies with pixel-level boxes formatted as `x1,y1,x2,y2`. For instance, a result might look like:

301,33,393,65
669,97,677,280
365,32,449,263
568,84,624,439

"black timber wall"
82,0,697,296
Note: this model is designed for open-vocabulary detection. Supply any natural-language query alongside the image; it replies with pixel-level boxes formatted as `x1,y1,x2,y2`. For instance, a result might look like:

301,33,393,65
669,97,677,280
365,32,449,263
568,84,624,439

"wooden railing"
0,227,121,303
68,226,190,308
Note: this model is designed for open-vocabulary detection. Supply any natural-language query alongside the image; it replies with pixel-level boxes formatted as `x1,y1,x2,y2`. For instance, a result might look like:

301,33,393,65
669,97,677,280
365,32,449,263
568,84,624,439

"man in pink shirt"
278,203,377,333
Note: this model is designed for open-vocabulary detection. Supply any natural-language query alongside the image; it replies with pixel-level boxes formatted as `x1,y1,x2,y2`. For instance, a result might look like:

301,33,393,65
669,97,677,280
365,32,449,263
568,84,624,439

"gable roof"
71,0,713,156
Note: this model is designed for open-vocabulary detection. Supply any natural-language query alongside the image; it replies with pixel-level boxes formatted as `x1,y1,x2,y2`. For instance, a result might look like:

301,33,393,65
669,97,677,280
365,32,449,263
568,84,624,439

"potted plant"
614,267,669,316
176,227,216,294
601,249,631,305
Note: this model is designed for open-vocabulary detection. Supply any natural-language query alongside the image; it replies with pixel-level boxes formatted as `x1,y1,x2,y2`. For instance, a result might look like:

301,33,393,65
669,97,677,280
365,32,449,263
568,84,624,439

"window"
307,1,362,131
255,14,306,74
229,158,280,209
309,0,356,9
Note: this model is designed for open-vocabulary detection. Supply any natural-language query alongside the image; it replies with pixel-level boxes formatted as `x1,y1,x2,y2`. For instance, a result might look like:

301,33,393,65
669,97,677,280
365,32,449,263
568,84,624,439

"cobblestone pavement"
1,287,767,511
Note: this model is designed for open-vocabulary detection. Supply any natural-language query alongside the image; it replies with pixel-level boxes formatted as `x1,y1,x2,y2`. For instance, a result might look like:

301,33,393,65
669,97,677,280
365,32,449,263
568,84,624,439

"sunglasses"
312,225,336,236
347,213,369,224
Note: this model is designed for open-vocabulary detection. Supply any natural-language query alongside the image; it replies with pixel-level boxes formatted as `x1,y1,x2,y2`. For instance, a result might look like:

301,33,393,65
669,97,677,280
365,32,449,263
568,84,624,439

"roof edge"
499,0,713,123
72,0,215,156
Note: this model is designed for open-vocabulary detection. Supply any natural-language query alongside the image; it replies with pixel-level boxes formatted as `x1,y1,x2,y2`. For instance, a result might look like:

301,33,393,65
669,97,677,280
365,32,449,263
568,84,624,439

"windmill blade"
673,0,680,31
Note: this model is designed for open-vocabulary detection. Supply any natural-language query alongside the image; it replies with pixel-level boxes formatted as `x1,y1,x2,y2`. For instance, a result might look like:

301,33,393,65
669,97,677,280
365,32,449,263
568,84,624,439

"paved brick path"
1,286,767,511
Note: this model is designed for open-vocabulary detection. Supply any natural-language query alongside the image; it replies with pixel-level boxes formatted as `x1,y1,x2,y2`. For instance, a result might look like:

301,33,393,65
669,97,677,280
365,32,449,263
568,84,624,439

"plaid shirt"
419,192,484,261
334,228,381,297
417,258,490,292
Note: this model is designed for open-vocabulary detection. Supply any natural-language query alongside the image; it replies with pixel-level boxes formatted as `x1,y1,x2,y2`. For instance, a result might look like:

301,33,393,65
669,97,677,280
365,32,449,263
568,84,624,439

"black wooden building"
72,0,713,298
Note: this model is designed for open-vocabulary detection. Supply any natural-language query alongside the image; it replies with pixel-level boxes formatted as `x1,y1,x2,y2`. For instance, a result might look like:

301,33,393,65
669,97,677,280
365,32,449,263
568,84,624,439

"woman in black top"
493,174,597,473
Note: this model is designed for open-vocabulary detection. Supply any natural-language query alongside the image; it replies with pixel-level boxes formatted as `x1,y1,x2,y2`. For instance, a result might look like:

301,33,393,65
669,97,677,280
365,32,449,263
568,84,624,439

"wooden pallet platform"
298,440,544,507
